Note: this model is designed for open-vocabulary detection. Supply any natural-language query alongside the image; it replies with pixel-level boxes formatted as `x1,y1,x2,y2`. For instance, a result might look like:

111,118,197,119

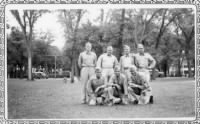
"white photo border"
1,0,200,123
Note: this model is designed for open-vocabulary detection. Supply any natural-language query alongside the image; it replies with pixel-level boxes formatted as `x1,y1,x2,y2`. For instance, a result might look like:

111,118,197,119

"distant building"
169,59,194,77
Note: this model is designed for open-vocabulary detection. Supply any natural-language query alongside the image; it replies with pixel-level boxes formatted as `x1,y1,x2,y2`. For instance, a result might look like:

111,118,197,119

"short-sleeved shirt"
120,54,135,69
87,75,106,93
97,53,118,68
128,73,149,89
78,51,97,67
134,53,155,69
109,74,127,93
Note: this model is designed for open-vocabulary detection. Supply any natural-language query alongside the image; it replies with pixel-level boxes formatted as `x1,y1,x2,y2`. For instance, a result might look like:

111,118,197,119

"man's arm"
78,53,82,69
119,56,124,72
113,56,119,68
93,52,97,67
147,53,156,69
96,54,103,68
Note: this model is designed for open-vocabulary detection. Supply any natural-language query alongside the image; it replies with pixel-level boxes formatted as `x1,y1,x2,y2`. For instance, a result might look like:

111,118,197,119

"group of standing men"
78,42,156,106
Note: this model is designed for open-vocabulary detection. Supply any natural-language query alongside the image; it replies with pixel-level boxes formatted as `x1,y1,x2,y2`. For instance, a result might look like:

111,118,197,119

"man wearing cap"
120,45,136,79
87,67,108,105
134,44,156,84
78,42,97,104
97,46,118,83
106,66,129,105
128,66,153,104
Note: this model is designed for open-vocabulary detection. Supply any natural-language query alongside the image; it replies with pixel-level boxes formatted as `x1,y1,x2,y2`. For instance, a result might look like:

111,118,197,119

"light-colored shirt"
120,54,135,70
97,53,118,69
134,53,156,69
108,74,128,95
128,72,149,89
87,75,106,94
78,51,97,68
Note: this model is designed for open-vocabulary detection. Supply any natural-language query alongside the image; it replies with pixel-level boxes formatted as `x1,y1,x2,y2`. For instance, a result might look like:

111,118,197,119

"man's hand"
113,84,121,90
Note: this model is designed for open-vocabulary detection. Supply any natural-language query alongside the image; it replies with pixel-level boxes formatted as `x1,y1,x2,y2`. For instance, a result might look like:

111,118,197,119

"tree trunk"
118,9,125,59
27,49,32,80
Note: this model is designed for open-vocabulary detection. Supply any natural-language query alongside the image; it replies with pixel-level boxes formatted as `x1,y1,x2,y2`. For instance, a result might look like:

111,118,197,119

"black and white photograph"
5,4,196,120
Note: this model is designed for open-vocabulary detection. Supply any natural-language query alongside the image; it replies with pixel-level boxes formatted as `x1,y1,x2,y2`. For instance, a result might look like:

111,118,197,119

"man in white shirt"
97,46,118,83
120,45,136,79
78,42,97,104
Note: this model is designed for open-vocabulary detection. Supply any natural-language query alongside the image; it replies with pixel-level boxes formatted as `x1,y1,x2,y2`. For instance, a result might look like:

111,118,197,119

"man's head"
85,42,92,52
107,46,113,56
114,66,121,77
137,44,144,54
95,67,102,78
130,66,137,76
124,45,130,55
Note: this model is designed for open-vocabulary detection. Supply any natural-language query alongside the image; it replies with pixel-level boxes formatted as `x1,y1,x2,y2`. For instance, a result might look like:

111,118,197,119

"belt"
124,67,129,70
82,66,95,68
102,67,113,69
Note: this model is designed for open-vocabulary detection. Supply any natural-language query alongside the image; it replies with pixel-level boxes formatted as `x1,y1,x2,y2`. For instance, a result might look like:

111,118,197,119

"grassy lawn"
7,77,195,119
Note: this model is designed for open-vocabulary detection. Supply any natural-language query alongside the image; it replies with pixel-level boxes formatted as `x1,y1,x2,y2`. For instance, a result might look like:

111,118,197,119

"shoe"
89,99,96,106
149,96,153,104
81,100,87,104
133,100,138,104
113,98,121,104
107,99,113,106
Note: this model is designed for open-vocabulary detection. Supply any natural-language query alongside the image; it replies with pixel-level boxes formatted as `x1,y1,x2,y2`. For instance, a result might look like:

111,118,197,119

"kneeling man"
128,66,153,104
87,67,108,105
107,66,129,105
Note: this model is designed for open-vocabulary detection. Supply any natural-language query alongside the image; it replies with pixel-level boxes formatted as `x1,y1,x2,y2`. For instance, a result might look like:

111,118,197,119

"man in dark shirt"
87,67,107,105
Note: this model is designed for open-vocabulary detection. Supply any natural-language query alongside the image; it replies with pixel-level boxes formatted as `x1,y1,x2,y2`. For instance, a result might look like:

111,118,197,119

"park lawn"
7,77,195,119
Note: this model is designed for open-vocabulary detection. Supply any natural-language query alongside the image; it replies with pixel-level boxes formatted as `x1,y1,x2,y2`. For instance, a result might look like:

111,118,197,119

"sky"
6,9,102,50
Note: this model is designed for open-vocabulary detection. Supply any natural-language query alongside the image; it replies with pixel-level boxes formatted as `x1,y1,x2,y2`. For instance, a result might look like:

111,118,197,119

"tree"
10,10,45,80
59,9,85,83
174,8,194,77
7,27,27,78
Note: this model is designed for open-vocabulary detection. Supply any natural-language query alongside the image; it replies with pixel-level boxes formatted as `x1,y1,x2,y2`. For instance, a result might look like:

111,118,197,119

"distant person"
78,42,97,104
134,44,156,84
119,45,136,79
128,66,153,104
97,46,118,83
106,66,128,106
87,67,108,105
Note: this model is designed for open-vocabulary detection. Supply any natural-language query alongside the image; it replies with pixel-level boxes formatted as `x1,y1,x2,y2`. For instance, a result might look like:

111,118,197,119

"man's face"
96,71,101,78
138,47,144,54
114,70,120,77
130,70,136,76
124,48,129,55
85,44,92,52
107,47,112,55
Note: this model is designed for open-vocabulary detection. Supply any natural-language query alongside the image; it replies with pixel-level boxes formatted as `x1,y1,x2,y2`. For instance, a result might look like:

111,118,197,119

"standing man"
97,46,118,83
120,45,136,79
107,66,129,105
134,44,156,83
78,42,97,104
87,67,108,105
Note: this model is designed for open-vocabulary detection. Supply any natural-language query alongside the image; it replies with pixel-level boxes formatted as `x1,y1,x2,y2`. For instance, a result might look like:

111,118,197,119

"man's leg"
81,67,89,103
127,87,139,104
